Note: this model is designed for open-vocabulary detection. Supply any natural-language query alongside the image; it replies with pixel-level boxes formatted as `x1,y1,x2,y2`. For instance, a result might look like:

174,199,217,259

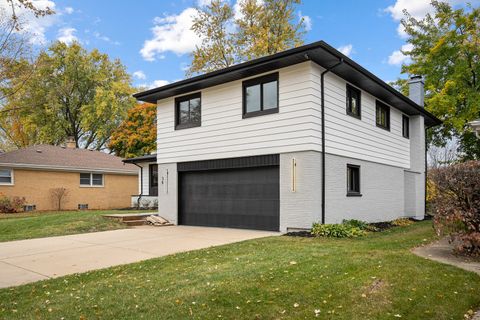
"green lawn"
0,210,139,242
0,221,479,319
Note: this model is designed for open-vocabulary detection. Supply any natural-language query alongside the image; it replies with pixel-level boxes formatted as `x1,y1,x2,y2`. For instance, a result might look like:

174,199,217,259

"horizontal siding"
312,64,410,168
156,62,322,163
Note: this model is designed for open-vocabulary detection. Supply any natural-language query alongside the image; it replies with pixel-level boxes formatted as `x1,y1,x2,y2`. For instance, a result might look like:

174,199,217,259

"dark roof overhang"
122,154,157,164
134,40,441,127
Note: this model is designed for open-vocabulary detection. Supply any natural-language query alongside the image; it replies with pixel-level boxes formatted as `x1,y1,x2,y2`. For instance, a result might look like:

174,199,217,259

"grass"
0,221,479,319
0,210,140,242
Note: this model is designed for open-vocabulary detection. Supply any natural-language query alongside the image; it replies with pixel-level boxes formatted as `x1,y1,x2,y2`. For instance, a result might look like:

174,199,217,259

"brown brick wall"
0,169,137,211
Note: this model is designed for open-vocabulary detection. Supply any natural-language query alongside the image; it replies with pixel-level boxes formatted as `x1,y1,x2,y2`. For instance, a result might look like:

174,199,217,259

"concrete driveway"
0,226,278,288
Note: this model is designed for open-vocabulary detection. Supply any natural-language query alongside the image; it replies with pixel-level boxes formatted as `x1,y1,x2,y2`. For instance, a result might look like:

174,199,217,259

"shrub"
429,161,480,256
311,222,367,238
0,194,26,213
343,219,369,230
391,218,414,227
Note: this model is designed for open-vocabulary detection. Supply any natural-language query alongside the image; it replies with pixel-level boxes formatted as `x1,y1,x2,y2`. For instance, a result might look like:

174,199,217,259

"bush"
429,161,480,256
0,194,26,213
343,219,369,230
391,218,414,227
311,222,367,238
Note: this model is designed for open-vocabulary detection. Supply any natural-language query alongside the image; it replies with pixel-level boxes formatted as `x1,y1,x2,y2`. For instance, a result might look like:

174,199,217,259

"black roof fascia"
134,41,441,127
122,154,157,164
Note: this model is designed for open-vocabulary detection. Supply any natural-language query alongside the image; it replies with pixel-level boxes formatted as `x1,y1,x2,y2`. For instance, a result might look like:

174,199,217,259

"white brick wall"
157,163,178,224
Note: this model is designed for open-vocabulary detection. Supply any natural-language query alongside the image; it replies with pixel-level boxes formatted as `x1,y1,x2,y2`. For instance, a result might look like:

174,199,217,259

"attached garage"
178,155,280,231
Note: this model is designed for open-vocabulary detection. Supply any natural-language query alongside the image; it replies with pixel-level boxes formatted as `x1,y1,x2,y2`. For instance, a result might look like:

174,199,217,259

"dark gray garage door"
178,155,279,231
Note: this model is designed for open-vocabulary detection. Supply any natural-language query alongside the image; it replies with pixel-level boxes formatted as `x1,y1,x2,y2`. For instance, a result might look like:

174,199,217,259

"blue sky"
10,0,475,90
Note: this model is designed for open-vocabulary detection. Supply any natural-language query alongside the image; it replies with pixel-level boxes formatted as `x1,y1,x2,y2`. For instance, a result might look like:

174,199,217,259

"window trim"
346,164,362,197
242,72,279,119
0,168,13,186
174,92,202,130
402,114,410,139
346,84,361,119
79,172,104,188
375,100,391,131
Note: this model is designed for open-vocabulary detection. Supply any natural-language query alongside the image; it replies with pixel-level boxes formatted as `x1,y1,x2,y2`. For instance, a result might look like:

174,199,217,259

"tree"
50,187,69,211
398,1,480,159
0,41,136,150
188,0,306,75
108,103,157,158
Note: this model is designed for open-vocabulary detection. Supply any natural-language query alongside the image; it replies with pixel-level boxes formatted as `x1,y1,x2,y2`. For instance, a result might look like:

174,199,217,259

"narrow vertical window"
346,84,361,118
402,115,410,138
376,101,390,130
346,164,361,196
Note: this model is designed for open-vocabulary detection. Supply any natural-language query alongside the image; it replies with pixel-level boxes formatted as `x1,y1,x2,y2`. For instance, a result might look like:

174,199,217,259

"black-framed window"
175,92,201,130
0,169,12,184
376,101,390,131
346,84,361,119
80,173,104,187
243,72,279,118
149,164,158,196
347,164,361,196
402,115,410,139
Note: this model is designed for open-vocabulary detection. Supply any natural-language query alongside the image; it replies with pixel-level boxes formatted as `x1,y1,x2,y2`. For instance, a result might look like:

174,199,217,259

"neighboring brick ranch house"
0,144,138,211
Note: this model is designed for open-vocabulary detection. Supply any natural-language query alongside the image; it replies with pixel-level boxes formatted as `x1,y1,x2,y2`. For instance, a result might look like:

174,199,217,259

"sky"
5,0,477,90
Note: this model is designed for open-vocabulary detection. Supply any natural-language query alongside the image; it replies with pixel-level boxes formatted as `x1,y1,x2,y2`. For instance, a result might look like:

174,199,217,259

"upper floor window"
346,84,361,119
0,169,13,185
80,173,104,187
402,115,410,139
376,101,390,131
346,164,361,196
243,73,279,118
175,93,201,130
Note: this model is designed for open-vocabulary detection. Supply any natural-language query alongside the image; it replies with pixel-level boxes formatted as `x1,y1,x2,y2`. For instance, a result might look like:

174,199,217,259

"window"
175,93,201,129
376,101,390,130
0,169,13,185
347,164,361,196
243,73,279,118
402,115,410,138
346,84,361,118
149,164,158,196
80,173,104,187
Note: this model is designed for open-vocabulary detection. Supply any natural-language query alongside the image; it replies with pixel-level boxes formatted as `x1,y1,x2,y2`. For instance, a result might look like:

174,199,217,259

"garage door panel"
179,166,279,231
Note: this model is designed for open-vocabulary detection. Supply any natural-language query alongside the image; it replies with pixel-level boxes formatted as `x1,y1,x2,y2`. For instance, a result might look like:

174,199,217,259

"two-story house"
133,41,441,232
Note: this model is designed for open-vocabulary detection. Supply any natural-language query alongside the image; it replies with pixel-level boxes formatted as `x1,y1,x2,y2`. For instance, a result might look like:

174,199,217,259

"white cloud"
0,0,57,44
388,43,413,65
337,44,353,57
93,31,120,45
133,70,146,80
64,6,74,14
385,0,470,38
197,0,212,7
298,11,312,31
57,27,78,45
140,8,202,61
140,79,170,89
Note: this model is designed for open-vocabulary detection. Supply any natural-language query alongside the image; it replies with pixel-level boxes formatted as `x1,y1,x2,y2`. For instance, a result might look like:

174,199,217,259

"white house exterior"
134,41,441,232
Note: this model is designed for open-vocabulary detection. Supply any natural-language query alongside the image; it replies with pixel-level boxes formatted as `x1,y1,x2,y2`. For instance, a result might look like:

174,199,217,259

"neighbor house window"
175,92,201,130
80,173,104,187
402,115,410,138
243,73,279,118
0,169,13,185
346,84,361,118
347,164,361,196
376,101,390,130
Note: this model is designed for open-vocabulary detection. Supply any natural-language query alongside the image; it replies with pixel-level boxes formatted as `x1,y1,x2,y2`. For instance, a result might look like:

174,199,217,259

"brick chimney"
66,136,76,149
408,75,424,107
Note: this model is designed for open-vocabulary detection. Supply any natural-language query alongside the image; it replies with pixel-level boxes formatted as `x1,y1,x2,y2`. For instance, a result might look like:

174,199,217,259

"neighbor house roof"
0,145,137,174
134,40,441,127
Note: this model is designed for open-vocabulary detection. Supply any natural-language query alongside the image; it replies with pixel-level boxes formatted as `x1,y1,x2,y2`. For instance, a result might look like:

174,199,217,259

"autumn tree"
109,103,156,158
188,0,306,75
398,1,480,159
0,41,136,150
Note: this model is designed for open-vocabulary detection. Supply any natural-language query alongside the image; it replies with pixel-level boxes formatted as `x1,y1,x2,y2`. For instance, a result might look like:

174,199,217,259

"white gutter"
0,162,137,175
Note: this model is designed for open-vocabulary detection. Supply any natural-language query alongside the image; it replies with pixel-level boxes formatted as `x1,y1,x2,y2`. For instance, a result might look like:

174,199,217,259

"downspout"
132,163,143,209
320,59,343,224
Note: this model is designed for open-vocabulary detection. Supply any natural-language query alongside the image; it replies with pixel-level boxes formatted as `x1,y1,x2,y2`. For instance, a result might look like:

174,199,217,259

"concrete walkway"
0,226,278,288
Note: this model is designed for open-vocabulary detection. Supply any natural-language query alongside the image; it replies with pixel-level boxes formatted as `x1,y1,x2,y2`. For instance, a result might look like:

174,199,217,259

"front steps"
103,213,172,227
